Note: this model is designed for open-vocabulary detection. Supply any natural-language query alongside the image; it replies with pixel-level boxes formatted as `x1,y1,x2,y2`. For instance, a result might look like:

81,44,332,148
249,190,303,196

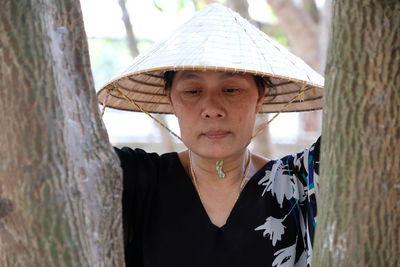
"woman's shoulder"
255,137,321,197
114,146,179,167
114,147,184,200
267,137,320,173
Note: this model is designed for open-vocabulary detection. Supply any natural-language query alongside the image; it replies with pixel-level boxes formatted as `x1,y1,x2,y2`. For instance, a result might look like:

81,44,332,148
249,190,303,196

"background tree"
313,0,400,266
266,0,332,140
0,0,124,265
119,0,139,57
117,0,176,152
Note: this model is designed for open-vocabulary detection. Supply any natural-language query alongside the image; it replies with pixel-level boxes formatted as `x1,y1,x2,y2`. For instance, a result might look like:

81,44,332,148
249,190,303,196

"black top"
114,138,320,267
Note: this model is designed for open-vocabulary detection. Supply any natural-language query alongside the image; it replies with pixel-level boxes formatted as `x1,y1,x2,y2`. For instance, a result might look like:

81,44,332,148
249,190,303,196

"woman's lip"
202,131,230,139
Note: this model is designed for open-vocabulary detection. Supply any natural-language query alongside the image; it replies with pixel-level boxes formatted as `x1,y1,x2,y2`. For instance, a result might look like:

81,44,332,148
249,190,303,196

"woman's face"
169,70,263,159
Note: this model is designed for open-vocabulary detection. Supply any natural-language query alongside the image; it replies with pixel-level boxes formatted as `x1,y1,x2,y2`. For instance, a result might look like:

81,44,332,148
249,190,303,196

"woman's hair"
163,71,276,98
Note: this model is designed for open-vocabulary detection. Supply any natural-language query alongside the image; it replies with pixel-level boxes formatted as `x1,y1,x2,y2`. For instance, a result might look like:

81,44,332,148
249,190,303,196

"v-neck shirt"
114,137,320,267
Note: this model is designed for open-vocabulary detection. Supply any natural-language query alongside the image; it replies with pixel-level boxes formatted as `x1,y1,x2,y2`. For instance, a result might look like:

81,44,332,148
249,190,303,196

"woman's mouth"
202,130,231,139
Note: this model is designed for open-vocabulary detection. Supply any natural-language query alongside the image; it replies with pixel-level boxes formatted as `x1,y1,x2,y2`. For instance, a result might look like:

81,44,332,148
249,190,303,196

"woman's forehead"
174,70,253,81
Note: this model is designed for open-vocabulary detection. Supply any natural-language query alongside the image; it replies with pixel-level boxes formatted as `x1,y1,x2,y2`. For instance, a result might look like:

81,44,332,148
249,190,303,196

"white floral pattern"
258,160,300,207
272,242,297,267
255,138,320,267
255,216,286,246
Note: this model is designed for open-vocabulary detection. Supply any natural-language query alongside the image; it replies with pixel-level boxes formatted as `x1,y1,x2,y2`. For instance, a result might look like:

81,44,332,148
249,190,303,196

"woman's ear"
167,90,176,115
255,95,264,113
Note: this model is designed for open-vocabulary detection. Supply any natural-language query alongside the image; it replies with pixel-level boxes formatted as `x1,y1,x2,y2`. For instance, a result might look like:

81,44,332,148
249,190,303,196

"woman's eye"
224,88,239,94
184,89,200,95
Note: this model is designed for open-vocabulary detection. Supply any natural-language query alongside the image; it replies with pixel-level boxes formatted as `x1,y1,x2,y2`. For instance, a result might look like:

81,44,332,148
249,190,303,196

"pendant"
215,160,226,179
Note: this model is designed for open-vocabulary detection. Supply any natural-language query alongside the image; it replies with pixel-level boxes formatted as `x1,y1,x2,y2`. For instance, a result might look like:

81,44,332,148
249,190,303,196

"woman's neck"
188,150,250,186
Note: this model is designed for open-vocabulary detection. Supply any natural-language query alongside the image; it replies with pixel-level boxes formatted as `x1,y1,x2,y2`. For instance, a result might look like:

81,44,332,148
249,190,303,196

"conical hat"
97,3,324,114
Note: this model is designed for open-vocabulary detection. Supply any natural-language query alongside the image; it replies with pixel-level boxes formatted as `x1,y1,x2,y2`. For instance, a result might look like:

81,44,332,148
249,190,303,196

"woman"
99,4,322,267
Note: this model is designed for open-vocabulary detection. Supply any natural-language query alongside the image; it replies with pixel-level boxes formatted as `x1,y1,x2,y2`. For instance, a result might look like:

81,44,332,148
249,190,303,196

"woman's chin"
190,143,245,160
183,134,249,159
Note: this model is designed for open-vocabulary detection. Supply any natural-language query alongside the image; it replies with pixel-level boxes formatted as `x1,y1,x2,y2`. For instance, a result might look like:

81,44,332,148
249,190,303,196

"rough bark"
0,0,124,266
313,1,400,266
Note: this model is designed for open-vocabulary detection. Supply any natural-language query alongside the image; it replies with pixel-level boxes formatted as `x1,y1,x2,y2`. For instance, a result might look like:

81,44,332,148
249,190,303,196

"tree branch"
118,0,139,57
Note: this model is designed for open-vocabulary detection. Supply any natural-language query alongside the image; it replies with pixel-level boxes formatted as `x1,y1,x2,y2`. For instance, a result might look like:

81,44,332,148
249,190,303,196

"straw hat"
97,3,324,114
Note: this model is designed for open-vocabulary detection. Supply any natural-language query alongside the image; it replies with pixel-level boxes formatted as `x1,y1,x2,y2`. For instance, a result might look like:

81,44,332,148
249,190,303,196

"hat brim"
97,66,323,114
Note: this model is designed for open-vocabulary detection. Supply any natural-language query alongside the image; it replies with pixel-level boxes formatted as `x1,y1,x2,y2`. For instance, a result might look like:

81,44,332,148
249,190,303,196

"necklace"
215,160,226,179
188,151,252,201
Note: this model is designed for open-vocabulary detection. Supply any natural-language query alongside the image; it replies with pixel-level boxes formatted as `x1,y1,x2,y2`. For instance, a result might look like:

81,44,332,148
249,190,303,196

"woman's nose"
200,95,226,119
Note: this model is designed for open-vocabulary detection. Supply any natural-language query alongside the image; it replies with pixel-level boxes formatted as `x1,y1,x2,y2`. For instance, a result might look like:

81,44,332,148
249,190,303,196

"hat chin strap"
252,84,314,138
215,160,226,179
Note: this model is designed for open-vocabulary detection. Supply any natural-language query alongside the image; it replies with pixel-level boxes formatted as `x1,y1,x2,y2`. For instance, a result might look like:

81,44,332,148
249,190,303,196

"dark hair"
163,71,275,98
164,71,176,91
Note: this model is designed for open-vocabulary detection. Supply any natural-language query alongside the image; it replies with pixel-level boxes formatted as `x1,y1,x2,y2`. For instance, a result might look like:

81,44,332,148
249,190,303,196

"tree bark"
0,0,124,266
313,1,400,266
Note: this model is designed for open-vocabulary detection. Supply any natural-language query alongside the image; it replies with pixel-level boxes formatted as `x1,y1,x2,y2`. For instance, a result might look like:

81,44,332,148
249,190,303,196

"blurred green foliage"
88,38,131,89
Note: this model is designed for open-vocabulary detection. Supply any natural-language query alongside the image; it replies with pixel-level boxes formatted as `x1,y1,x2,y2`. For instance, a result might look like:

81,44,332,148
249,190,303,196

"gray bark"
0,0,124,266
313,0,400,266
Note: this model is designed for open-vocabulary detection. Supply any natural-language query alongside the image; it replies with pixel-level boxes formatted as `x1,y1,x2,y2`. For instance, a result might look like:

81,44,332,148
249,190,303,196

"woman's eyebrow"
178,73,204,81
218,73,245,80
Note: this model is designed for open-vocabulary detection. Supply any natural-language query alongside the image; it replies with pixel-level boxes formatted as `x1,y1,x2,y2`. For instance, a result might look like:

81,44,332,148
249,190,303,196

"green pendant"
216,160,226,179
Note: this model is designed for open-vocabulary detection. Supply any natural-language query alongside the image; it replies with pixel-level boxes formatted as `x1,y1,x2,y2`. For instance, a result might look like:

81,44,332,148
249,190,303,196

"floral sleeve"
255,137,320,267
292,137,320,266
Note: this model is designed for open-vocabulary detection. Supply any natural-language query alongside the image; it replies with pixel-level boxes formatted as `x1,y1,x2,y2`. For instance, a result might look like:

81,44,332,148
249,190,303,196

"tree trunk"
266,0,320,71
0,0,124,266
313,1,400,266
118,0,139,58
